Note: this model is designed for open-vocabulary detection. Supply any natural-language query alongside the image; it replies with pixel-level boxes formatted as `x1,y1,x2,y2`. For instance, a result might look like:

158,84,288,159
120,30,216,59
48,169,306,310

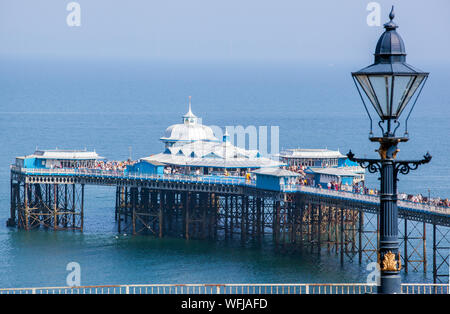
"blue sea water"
0,57,449,288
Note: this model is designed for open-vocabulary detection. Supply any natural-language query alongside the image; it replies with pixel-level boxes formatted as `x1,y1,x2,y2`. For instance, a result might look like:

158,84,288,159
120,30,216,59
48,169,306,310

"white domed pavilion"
143,97,283,175
160,98,219,148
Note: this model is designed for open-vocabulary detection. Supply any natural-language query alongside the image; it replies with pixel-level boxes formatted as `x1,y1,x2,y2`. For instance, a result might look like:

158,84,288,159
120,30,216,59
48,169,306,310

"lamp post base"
378,274,401,294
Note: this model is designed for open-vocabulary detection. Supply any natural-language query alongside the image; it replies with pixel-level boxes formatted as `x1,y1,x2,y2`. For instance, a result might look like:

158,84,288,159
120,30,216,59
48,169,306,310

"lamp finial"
389,6,395,21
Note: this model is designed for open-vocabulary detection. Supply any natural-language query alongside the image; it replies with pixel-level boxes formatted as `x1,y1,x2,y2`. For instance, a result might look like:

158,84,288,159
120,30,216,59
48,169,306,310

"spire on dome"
183,96,197,124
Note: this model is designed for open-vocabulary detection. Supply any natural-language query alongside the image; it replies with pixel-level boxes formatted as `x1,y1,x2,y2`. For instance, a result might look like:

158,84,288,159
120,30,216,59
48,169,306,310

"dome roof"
161,123,218,144
161,99,219,145
374,7,406,63
375,27,405,57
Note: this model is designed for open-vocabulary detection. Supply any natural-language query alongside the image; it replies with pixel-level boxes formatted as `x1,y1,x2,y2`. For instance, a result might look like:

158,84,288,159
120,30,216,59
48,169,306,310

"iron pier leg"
237,196,241,238
404,218,408,273
433,223,437,283
240,195,246,243
72,184,76,229
274,201,280,247
159,191,163,238
340,207,344,265
7,179,16,227
114,186,120,221
299,202,304,249
80,184,84,232
262,198,266,240
213,194,221,239
64,184,68,228
224,195,229,239
318,204,322,256
132,188,136,235
423,221,427,273
24,183,29,230
230,195,233,239
53,184,57,231
359,210,363,264
326,206,331,252
118,187,122,234
208,193,213,239
124,187,128,223
185,192,190,240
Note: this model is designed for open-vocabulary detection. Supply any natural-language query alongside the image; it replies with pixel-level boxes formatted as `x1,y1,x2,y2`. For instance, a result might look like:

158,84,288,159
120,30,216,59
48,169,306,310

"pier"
9,165,450,284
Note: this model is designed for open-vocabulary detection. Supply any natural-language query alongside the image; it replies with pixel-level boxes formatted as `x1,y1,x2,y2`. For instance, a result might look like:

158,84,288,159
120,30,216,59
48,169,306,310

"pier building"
15,149,103,169
279,148,365,186
125,160,165,176
279,148,346,168
252,168,300,191
304,167,361,189
145,106,283,176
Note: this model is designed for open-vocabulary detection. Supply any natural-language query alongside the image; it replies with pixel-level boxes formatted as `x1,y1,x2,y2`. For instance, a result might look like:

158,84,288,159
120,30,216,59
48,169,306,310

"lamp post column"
378,143,401,294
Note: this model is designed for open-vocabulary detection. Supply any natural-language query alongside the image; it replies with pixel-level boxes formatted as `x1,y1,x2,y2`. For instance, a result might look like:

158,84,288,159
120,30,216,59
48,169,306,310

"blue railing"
11,166,253,186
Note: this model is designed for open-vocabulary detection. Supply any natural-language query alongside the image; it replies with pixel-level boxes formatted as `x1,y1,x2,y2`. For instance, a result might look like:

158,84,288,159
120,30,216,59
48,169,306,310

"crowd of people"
47,159,136,171
286,165,307,178
399,193,450,207
163,166,185,175
93,160,136,171
284,165,450,208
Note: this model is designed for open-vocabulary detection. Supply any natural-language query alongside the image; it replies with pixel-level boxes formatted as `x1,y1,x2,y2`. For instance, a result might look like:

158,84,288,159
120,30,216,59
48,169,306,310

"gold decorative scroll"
380,251,402,271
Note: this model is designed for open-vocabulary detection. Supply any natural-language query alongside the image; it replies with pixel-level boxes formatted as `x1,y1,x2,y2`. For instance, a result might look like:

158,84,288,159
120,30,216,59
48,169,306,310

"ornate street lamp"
347,7,431,294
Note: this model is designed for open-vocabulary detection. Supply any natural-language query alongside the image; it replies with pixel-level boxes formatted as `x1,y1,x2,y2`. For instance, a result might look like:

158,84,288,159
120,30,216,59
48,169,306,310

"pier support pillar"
185,192,190,240
358,210,363,264
80,184,84,232
7,179,17,227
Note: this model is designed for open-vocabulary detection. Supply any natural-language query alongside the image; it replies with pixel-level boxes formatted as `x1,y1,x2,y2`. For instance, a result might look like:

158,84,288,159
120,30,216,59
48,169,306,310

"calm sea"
0,57,449,288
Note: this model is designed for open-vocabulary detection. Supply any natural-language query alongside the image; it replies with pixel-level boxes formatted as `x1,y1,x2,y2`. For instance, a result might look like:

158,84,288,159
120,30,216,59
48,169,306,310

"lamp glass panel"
354,75,383,117
368,76,392,117
395,75,425,117
391,75,415,116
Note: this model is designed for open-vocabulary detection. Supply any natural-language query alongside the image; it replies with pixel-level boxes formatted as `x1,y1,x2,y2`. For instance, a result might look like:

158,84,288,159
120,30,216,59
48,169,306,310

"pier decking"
11,166,450,218
8,165,450,283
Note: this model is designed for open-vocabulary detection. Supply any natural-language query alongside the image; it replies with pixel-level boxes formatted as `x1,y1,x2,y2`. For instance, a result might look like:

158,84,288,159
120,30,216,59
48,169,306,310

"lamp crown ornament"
389,5,395,20
383,6,397,30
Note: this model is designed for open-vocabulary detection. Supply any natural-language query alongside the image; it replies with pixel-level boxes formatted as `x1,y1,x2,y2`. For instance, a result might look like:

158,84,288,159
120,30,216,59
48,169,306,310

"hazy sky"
0,0,449,64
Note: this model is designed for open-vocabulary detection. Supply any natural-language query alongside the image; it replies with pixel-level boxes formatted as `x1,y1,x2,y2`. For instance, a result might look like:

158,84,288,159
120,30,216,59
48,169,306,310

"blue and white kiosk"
14,149,103,169
125,160,165,176
251,168,300,191
304,167,359,189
